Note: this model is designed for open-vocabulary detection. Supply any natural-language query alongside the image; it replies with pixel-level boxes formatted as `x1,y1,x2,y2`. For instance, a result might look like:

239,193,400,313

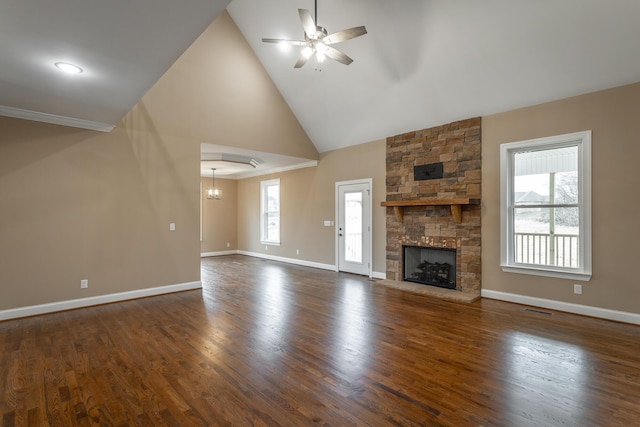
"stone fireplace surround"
383,118,481,299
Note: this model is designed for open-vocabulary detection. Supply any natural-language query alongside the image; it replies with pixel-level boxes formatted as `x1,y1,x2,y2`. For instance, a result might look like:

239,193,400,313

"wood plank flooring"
1,254,640,426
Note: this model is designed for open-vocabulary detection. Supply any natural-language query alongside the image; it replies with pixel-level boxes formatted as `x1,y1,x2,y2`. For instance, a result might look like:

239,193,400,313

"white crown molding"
0,281,201,321
201,153,260,167
482,289,640,325
234,160,319,179
0,105,115,132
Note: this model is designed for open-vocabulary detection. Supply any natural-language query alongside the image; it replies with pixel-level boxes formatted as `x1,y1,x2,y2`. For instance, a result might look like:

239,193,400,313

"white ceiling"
200,143,317,179
0,0,230,130
228,0,640,153
3,0,640,158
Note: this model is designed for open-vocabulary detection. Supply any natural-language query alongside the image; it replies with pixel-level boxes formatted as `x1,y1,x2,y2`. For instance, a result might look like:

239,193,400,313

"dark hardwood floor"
1,255,640,426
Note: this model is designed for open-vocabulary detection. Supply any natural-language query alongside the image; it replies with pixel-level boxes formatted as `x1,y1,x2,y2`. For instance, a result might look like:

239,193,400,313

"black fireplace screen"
404,246,456,289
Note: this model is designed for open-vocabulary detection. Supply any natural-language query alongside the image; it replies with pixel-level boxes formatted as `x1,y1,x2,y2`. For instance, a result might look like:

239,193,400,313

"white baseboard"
238,250,337,272
0,281,202,321
201,250,238,257
201,248,387,279
481,289,640,325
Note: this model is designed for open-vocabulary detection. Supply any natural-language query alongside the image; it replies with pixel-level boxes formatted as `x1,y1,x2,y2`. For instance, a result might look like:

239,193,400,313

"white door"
337,180,372,276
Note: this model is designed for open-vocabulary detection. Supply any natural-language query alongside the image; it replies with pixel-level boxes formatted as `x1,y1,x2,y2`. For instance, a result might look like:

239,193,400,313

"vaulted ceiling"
229,0,640,152
3,0,640,156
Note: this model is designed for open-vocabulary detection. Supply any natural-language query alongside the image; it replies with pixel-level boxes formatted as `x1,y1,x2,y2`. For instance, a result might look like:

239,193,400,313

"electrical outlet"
296,249,300,255
226,242,230,248
265,246,268,251
169,223,176,231
573,284,582,294
81,279,88,289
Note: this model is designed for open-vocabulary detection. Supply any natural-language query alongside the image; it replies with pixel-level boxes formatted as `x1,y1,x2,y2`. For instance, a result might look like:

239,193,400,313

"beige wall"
0,11,315,312
200,177,237,253
482,82,640,314
0,115,201,310
237,139,387,274
139,11,318,161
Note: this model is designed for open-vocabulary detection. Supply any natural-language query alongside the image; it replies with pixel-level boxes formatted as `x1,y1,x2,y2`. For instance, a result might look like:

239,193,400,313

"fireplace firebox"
403,246,456,289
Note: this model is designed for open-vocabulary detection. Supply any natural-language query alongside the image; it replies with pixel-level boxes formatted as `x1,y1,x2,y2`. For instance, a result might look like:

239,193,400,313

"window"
260,179,280,245
500,131,591,280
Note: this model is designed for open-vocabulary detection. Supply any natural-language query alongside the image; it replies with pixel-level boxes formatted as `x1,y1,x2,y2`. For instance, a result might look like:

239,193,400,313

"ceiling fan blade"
323,26,368,45
298,9,317,38
324,46,354,66
294,52,310,68
262,38,308,46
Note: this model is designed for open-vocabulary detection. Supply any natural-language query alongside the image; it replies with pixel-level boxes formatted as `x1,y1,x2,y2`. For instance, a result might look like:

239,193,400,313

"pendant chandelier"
207,168,221,200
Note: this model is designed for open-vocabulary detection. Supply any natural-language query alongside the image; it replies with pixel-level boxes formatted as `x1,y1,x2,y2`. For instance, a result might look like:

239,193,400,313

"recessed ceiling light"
54,62,83,74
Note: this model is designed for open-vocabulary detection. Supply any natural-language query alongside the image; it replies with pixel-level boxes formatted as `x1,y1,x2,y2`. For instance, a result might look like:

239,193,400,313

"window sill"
261,241,280,246
501,265,591,281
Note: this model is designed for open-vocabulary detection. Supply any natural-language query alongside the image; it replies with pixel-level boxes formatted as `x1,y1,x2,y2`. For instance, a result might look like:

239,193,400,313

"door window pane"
345,192,362,263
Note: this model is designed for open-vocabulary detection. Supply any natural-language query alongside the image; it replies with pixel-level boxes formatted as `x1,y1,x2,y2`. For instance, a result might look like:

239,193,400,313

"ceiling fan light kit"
262,0,367,68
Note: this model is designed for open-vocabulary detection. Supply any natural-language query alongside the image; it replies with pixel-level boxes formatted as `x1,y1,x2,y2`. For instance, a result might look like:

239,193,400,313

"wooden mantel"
381,198,480,223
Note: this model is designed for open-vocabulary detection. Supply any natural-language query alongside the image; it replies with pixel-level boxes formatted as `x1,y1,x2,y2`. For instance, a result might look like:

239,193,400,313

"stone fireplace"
383,118,481,297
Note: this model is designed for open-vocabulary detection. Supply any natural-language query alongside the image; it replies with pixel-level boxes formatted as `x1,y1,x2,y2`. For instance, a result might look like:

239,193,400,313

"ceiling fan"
261,0,367,68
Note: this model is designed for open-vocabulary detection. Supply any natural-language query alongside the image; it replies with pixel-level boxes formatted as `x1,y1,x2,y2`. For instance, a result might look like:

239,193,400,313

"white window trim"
500,131,592,281
260,178,281,246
